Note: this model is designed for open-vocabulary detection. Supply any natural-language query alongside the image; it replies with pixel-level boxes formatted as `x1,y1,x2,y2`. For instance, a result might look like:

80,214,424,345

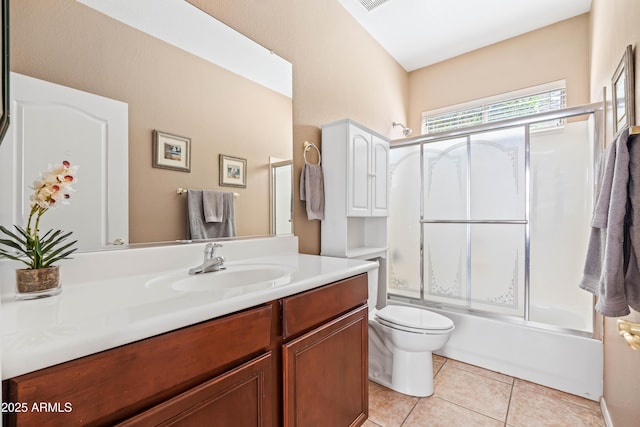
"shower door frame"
389,102,604,332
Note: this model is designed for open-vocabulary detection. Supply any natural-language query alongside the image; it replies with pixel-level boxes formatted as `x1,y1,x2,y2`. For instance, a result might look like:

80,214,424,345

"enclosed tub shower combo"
387,104,604,400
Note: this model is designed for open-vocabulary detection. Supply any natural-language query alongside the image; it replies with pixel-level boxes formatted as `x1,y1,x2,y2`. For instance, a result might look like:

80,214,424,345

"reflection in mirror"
0,72,129,252
3,0,293,252
270,159,294,236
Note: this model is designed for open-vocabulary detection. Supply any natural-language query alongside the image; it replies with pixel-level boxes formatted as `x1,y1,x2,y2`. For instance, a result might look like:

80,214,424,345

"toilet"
367,271,454,397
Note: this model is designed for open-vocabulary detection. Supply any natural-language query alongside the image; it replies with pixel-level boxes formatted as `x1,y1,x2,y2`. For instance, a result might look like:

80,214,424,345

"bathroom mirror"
4,0,293,251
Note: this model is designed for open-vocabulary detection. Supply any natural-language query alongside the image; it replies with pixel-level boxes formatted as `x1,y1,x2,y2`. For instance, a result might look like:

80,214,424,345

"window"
422,81,566,135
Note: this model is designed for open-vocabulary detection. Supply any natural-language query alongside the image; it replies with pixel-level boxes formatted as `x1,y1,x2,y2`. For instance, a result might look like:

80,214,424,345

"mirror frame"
0,0,8,144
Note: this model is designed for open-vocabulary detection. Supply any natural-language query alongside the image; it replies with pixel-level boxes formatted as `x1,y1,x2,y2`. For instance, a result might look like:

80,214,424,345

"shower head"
393,122,412,137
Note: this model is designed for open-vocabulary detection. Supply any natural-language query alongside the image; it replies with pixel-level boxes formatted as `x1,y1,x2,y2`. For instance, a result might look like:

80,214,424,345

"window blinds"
423,88,566,135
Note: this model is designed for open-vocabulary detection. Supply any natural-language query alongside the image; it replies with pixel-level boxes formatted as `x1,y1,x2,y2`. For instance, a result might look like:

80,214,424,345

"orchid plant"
0,161,79,269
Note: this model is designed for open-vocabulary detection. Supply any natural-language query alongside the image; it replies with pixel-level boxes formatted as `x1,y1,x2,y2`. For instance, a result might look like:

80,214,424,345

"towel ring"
303,141,321,165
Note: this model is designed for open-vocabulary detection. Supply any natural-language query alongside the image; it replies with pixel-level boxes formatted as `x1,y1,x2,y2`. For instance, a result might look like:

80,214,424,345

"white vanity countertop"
1,253,377,379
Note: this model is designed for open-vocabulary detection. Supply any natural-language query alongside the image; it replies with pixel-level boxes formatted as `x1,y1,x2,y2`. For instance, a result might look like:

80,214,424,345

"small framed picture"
152,130,191,172
219,154,247,188
612,45,635,136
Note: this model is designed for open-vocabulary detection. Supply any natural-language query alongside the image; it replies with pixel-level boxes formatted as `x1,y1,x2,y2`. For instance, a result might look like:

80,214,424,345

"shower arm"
392,121,412,137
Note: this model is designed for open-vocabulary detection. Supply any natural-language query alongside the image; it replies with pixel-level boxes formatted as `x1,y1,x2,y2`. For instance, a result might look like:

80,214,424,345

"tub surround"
0,236,378,379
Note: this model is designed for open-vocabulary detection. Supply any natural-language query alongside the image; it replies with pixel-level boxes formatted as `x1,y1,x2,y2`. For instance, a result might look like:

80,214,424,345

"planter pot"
15,266,62,300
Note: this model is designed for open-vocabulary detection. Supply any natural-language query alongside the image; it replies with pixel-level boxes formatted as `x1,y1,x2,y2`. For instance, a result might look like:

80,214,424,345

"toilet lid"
375,306,454,331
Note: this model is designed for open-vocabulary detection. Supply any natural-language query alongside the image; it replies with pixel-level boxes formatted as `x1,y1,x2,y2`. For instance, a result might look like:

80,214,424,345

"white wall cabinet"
321,119,389,260
344,122,389,217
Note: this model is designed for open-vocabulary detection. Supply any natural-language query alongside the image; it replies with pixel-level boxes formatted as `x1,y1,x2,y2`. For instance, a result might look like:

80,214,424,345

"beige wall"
590,1,640,426
188,0,410,254
11,0,292,244
408,14,590,133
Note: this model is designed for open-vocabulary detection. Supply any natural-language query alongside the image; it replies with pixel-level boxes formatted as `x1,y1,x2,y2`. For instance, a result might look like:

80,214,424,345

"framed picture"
219,154,247,188
612,45,635,136
152,130,191,172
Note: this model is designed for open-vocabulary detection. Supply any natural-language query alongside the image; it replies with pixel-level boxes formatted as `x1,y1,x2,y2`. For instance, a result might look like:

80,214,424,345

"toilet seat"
375,305,454,334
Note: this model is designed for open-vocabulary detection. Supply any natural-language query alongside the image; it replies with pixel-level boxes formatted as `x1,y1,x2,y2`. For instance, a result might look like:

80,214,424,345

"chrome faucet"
188,243,226,275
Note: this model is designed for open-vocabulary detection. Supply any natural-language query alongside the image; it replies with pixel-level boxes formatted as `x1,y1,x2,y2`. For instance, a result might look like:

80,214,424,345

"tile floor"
365,355,605,427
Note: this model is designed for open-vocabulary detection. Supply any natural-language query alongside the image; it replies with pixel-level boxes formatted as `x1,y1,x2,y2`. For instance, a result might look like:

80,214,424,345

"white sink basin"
146,264,294,294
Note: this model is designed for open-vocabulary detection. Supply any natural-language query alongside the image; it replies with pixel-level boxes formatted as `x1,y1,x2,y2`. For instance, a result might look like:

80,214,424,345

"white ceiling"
337,0,592,71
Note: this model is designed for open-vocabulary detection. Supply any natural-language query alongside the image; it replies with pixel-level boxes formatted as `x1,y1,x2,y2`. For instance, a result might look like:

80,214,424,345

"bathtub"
528,304,591,332
389,300,603,401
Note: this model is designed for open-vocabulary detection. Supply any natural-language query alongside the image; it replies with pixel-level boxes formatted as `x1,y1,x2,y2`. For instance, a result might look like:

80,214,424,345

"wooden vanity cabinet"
3,303,278,427
3,273,369,427
282,274,369,427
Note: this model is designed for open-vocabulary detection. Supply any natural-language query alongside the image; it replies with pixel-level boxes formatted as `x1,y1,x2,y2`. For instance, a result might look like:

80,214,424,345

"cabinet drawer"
6,303,274,427
282,274,367,339
118,352,274,427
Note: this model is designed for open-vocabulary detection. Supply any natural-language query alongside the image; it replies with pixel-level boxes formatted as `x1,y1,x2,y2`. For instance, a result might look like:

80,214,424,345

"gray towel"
300,163,325,220
580,128,640,316
624,132,640,312
187,190,236,239
203,190,224,222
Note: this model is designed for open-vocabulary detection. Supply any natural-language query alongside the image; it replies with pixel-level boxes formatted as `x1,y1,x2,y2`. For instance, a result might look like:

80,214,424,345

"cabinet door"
118,352,274,427
347,124,372,217
283,306,368,427
370,135,389,216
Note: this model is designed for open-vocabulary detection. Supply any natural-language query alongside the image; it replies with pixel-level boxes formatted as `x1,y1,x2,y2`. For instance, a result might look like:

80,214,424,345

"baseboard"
601,397,614,427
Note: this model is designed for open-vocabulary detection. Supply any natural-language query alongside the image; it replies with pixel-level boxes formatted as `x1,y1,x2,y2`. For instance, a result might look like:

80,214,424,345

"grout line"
504,380,515,427
398,357,447,426
399,395,420,427
446,359,515,385
432,359,514,424
509,381,606,425
435,395,511,424
514,379,604,413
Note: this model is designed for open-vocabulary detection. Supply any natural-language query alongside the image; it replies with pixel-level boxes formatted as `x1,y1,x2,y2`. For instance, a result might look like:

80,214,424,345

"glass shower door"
421,128,527,317
388,111,599,332
422,138,468,306
388,145,421,298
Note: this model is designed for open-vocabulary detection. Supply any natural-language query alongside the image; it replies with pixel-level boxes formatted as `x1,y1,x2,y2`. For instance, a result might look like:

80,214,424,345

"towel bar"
177,188,238,197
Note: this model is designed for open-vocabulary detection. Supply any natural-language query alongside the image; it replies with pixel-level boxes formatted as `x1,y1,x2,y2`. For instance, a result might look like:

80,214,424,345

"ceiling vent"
357,0,392,12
